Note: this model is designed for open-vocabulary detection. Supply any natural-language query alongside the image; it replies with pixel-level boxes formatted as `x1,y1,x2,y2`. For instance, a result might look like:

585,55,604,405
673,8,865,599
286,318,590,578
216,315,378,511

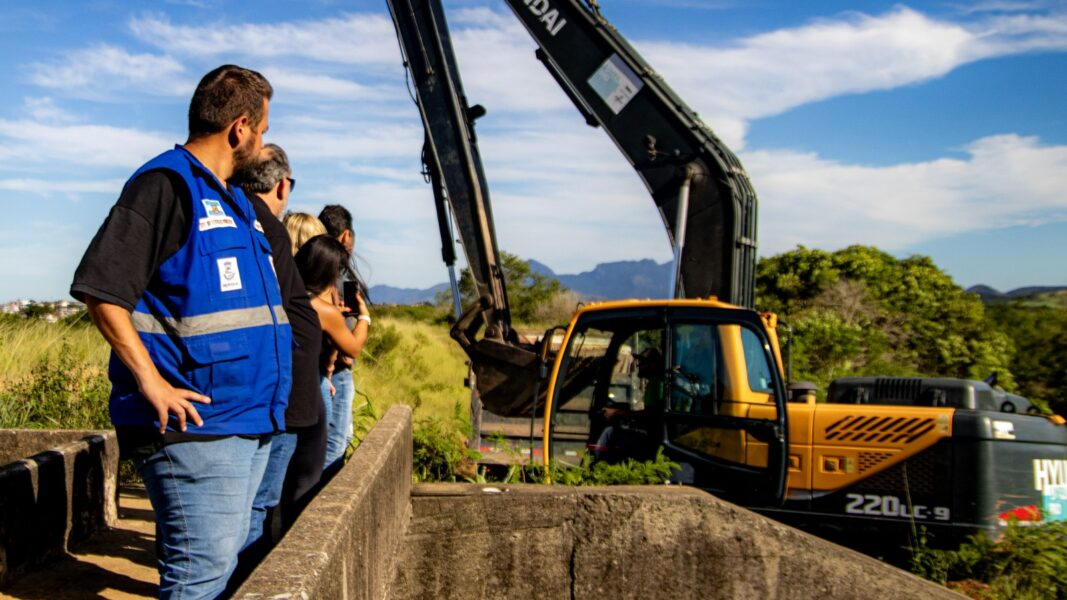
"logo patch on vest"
202,199,226,217
199,216,237,231
253,220,264,233
217,257,243,292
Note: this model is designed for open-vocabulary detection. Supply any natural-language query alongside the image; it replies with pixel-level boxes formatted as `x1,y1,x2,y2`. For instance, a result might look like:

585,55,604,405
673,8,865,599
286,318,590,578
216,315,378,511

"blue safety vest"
108,146,292,435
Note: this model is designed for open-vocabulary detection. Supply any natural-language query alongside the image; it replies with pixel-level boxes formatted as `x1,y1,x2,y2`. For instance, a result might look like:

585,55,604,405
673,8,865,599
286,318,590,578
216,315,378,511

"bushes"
0,353,111,430
910,522,1067,599
758,246,1015,398
544,448,679,486
410,420,679,487
411,404,479,483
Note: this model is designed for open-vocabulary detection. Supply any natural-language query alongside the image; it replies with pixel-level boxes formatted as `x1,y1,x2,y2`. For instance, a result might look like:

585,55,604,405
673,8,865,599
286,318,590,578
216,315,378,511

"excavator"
383,0,1067,551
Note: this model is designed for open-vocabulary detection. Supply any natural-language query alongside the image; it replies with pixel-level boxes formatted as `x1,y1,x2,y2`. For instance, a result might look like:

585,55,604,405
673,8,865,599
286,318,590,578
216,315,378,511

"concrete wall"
235,404,413,600
0,430,118,588
389,484,964,600
228,404,958,599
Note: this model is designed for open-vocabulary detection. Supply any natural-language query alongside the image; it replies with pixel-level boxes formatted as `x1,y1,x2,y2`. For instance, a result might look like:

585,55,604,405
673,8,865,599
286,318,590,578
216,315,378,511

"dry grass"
352,316,470,424
0,318,109,388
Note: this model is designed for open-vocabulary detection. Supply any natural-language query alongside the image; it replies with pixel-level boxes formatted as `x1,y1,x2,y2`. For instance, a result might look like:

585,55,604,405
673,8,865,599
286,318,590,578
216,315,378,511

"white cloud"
747,134,1067,256
29,45,189,99
448,15,574,113
261,67,393,101
952,1,1052,15
22,97,78,124
0,178,124,194
128,13,401,67
617,0,738,8
636,6,1067,147
274,121,423,162
6,3,1067,298
0,119,174,169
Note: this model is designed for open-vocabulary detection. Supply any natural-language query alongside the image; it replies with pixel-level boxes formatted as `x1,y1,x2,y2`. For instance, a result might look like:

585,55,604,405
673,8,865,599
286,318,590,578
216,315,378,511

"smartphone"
342,280,359,313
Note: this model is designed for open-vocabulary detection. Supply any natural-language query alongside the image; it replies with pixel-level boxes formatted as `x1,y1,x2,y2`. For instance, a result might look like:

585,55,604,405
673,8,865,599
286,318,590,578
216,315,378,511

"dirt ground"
0,486,157,600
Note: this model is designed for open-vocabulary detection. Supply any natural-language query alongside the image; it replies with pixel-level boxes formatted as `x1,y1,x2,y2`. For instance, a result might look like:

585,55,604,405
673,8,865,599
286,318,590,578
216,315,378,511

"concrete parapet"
0,430,119,588
235,404,413,600
389,483,963,600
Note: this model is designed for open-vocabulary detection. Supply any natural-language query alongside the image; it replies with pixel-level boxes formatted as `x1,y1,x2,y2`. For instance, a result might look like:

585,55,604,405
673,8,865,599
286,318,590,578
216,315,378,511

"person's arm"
334,291,355,368
315,297,369,360
85,296,210,433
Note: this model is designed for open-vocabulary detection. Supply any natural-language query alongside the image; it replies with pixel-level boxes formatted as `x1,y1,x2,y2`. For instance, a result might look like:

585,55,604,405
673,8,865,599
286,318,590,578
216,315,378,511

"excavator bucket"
465,338,544,417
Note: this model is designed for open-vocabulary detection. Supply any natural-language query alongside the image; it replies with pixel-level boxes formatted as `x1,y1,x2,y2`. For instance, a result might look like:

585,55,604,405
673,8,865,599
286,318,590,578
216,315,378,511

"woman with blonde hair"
282,212,327,256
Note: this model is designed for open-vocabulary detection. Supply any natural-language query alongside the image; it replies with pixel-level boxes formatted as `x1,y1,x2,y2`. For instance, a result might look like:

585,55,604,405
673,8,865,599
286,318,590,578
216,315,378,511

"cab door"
660,307,788,505
545,305,788,506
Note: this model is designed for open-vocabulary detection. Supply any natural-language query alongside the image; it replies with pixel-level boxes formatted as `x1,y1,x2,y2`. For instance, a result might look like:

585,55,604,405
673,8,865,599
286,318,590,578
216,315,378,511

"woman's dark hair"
294,235,353,295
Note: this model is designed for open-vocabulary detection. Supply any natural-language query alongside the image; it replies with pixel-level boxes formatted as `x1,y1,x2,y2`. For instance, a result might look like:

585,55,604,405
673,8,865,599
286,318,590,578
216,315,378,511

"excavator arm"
504,0,758,307
387,0,542,416
385,0,761,417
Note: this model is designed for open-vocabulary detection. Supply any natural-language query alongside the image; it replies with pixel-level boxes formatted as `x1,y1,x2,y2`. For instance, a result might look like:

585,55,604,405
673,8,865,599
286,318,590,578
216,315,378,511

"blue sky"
1,0,1065,302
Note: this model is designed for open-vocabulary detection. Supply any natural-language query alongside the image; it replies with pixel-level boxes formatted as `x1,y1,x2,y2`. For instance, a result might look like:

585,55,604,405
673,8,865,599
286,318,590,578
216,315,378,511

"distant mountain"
368,283,449,305
968,285,1007,302
374,275,1066,307
369,259,673,305
555,259,671,300
967,285,1067,303
527,259,556,278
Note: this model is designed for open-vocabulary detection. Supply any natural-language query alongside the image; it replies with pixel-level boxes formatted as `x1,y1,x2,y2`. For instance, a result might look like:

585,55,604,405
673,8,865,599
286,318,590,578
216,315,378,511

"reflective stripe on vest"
131,305,290,337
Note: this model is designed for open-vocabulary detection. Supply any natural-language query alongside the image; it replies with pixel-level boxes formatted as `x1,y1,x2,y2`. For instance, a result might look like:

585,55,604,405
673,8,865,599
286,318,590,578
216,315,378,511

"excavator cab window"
548,316,666,466
546,306,788,504
669,323,722,415
741,327,775,394
659,311,788,504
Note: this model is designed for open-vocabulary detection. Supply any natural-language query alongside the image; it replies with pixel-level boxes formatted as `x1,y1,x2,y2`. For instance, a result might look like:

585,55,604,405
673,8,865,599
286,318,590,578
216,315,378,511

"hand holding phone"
342,281,359,314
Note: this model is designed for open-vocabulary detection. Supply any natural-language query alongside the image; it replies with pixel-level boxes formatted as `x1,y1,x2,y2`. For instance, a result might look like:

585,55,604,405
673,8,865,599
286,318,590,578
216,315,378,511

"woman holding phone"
293,234,371,472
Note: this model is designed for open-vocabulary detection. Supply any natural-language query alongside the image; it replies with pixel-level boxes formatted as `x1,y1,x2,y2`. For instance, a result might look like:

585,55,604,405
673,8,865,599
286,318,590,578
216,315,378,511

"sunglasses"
286,177,296,191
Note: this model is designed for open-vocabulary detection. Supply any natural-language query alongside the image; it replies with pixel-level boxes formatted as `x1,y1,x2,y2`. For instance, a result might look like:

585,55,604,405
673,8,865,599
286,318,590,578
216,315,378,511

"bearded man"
71,65,291,599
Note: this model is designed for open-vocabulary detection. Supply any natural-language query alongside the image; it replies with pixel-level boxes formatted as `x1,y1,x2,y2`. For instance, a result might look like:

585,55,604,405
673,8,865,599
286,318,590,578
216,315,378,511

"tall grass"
0,317,111,429
0,316,110,380
353,316,470,423
0,311,471,433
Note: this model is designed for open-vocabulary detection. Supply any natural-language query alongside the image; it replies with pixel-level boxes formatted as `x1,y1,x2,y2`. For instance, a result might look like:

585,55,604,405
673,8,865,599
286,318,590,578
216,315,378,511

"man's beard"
233,134,258,172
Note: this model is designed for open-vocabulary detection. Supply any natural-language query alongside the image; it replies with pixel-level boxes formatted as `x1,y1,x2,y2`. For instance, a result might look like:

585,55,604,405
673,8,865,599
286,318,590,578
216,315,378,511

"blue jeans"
244,432,297,552
325,369,354,468
136,436,271,600
319,375,334,469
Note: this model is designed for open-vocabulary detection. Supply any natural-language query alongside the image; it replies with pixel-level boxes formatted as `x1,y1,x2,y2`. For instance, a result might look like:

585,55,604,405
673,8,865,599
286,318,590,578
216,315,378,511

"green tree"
986,300,1067,415
444,251,566,324
20,303,50,320
758,246,1014,395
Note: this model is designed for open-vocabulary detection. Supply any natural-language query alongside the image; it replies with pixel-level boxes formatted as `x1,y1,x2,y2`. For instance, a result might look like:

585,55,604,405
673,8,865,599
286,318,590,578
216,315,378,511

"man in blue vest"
71,65,291,599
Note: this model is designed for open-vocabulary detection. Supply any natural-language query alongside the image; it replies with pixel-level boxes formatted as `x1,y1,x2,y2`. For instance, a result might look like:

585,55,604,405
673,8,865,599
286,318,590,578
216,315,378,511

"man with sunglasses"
233,144,326,566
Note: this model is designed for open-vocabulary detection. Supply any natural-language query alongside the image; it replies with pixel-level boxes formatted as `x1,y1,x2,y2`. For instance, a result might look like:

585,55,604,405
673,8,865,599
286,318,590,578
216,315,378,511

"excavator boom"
386,0,762,417
504,0,759,306
387,0,542,416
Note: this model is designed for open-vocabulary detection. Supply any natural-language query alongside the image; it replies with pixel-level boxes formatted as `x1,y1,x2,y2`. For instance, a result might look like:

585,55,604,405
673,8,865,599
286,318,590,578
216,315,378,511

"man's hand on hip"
85,296,211,433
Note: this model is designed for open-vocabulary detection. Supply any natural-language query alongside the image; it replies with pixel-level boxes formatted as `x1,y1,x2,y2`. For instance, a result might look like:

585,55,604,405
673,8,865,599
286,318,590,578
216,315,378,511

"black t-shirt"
250,196,324,428
71,170,191,311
